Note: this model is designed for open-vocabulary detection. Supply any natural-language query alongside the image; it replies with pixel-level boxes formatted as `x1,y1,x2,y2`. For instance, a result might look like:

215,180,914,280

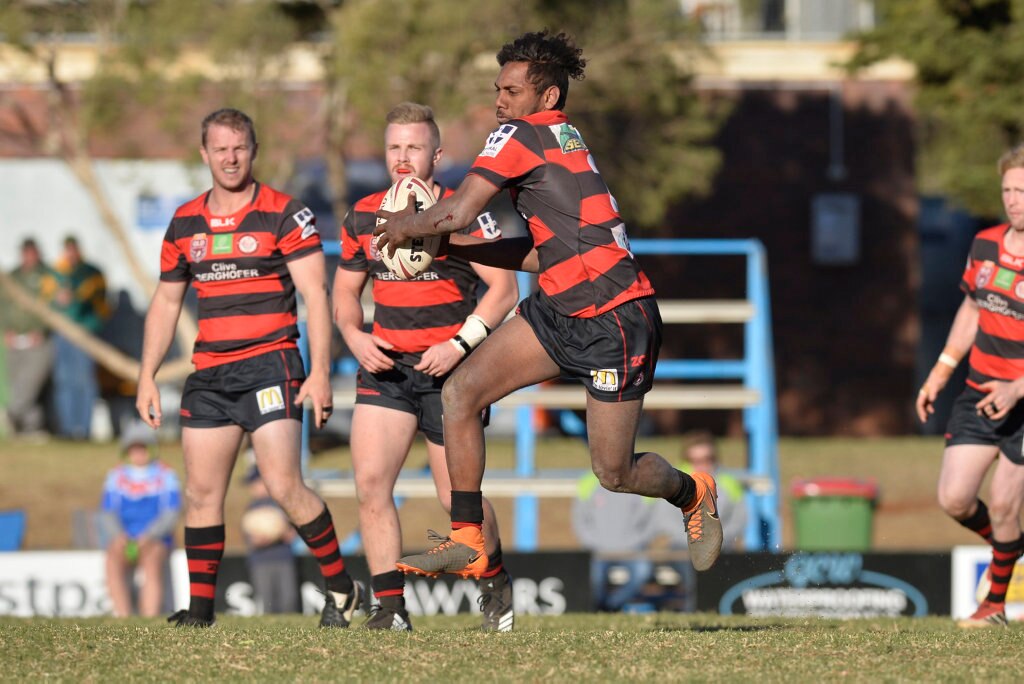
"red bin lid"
790,477,878,499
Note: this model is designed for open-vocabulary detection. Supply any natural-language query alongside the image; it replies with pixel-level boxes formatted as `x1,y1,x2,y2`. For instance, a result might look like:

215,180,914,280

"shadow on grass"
650,624,786,633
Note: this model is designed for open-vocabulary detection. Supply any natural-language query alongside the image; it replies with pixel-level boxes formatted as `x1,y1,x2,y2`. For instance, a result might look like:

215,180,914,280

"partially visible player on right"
917,144,1024,628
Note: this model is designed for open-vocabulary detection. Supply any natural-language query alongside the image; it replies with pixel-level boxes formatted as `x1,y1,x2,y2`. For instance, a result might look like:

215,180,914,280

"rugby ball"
375,176,443,280
241,506,290,543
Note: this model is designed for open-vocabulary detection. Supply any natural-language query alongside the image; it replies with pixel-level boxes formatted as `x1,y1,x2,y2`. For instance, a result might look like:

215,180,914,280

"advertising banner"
173,551,590,617
697,552,950,618
0,551,111,617
950,545,1024,620
2,550,589,618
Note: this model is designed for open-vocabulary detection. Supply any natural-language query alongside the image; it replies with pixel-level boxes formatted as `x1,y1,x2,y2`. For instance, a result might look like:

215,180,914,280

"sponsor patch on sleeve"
293,208,318,239
475,212,502,239
479,124,518,158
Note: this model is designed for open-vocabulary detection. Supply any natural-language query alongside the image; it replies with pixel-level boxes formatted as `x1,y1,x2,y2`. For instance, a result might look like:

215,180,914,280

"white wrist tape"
449,314,491,356
937,353,959,369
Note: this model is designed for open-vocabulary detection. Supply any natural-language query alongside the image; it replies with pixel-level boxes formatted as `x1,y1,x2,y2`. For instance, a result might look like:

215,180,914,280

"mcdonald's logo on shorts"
590,369,619,392
256,385,286,415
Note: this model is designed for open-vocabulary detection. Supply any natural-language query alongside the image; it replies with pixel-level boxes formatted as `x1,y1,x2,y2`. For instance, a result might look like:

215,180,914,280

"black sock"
184,525,224,621
294,506,354,595
667,470,697,509
958,499,993,543
481,543,504,579
451,490,484,527
371,570,405,603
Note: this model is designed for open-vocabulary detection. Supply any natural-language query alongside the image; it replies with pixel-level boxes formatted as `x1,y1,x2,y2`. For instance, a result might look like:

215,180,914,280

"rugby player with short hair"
375,31,722,581
136,108,360,628
917,144,1024,628
333,102,518,631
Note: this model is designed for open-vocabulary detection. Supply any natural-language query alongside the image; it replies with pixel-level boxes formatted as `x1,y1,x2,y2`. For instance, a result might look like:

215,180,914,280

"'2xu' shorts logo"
591,369,619,392
256,385,286,415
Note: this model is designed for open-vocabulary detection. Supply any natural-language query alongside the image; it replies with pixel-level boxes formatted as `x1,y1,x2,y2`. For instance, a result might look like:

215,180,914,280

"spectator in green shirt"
46,235,110,439
2,238,56,436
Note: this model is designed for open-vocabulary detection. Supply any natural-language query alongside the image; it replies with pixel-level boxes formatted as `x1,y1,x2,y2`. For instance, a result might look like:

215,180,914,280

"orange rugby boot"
681,472,723,571
396,527,488,579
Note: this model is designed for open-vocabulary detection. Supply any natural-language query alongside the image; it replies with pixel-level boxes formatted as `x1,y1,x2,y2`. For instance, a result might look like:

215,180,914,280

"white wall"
0,159,208,309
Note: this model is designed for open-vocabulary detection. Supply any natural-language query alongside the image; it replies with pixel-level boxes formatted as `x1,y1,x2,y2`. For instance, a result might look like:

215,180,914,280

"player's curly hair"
497,30,586,111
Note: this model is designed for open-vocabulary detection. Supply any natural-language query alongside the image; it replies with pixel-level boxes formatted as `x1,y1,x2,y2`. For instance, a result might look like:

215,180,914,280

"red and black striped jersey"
960,224,1024,386
467,109,654,318
160,183,322,370
338,185,499,356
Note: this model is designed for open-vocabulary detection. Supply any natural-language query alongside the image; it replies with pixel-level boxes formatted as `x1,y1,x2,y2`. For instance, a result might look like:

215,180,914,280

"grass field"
2,613,1020,682
0,434,982,552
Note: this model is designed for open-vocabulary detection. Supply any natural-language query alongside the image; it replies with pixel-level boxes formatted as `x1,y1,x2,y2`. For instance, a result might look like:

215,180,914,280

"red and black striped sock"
184,524,224,621
957,499,993,543
451,490,484,530
481,542,504,579
984,537,1023,604
295,506,353,595
371,570,405,605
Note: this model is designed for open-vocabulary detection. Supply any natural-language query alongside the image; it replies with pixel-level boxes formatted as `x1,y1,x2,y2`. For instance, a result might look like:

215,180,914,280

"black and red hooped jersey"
960,224,1024,386
339,185,498,355
160,183,322,370
467,109,654,318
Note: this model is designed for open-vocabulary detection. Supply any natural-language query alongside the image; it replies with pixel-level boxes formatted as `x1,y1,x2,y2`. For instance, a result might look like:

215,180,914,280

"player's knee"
593,463,629,493
987,497,1020,527
184,485,221,511
441,373,481,420
936,486,973,519
354,481,396,509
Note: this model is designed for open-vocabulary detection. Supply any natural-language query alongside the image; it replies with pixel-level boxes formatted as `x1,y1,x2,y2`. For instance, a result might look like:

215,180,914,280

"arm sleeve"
159,222,192,283
141,508,179,540
277,201,323,263
95,511,124,540
960,244,977,295
466,121,546,191
339,208,369,272
100,471,119,513
140,469,181,539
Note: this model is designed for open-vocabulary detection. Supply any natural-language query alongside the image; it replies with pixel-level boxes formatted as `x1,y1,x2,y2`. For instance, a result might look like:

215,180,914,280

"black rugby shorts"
355,362,491,446
517,293,662,402
946,385,1024,464
180,349,306,432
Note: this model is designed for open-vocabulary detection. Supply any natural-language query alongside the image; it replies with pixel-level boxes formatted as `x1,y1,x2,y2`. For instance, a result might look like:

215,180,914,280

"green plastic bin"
791,478,878,551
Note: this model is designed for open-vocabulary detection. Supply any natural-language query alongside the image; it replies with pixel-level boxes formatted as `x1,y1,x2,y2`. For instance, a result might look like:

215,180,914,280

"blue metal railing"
508,239,779,551
307,237,780,552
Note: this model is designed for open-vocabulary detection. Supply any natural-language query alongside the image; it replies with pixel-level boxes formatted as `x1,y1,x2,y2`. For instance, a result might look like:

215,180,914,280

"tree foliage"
849,0,1024,215
0,0,720,235
327,0,721,230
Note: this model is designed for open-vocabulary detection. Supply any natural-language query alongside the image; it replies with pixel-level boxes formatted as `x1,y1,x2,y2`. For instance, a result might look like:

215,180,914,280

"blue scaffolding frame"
307,237,780,552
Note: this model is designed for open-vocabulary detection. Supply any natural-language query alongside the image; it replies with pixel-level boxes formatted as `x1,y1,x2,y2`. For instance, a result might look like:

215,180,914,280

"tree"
0,0,311,381
848,0,1024,215
324,0,721,230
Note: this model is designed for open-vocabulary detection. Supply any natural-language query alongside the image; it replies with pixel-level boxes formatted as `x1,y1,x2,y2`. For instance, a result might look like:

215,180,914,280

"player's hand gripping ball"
374,176,443,280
